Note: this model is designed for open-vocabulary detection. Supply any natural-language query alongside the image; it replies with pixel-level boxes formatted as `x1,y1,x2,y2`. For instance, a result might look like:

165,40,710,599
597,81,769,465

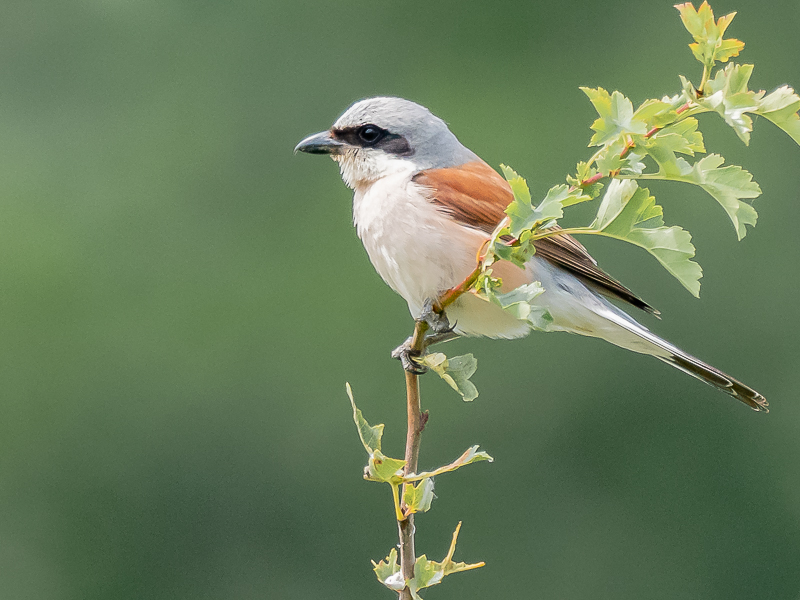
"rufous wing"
412,161,658,315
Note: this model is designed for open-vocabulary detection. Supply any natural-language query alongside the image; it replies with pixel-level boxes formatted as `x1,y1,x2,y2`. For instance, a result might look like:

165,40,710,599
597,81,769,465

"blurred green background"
1,1,799,598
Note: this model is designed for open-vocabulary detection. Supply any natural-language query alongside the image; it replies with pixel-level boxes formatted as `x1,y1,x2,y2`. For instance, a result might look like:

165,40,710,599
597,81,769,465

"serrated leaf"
492,242,536,268
756,85,800,146
491,231,537,268
499,164,531,203
713,38,745,63
485,282,553,331
567,161,604,198
645,154,760,240
405,445,493,482
366,450,406,483
572,160,596,182
581,87,648,146
700,63,760,143
595,144,625,175
417,352,478,402
372,548,403,591
346,383,383,454
403,477,435,515
410,556,442,595
501,167,585,236
633,99,678,128
622,151,647,175
644,121,706,178
500,164,535,234
534,184,590,216
474,268,503,296
676,2,743,67
681,62,800,148
676,1,712,39
654,118,705,154
589,180,702,296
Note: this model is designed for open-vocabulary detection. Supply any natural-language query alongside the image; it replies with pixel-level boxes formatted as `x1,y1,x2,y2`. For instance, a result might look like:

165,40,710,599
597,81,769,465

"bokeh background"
2,1,799,598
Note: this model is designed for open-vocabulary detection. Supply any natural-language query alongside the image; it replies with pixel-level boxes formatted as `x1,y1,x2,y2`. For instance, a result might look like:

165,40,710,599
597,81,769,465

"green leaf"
346,383,383,454
406,522,485,596
474,268,503,296
645,154,760,240
372,548,404,592
589,180,702,296
652,118,705,154
474,267,552,330
567,161,604,199
700,63,760,143
755,85,800,146
485,282,553,331
595,142,625,175
417,352,479,402
403,477,435,515
500,167,587,237
366,450,406,484
499,164,531,204
633,99,678,128
405,445,493,483
678,62,800,148
491,231,537,268
643,119,706,178
676,2,744,67
373,525,485,598
347,384,407,485
409,556,441,597
581,87,648,146
500,165,536,235
676,1,712,39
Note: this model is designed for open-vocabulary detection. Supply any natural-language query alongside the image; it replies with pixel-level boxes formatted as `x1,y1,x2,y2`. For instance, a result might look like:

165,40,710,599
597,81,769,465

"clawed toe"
391,338,428,374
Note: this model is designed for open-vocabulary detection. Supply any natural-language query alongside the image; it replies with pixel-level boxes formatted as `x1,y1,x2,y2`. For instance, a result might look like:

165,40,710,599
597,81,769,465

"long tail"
521,260,767,411
658,351,768,411
597,306,768,412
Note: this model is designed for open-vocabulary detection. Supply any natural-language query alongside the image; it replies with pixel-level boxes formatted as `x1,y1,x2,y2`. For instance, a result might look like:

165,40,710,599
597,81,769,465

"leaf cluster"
467,0,800,313
372,523,484,600
347,384,491,512
676,1,744,69
346,383,489,597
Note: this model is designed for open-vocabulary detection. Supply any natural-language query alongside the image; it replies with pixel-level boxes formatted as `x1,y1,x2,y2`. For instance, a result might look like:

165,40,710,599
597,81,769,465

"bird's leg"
391,303,460,374
422,330,459,346
419,298,452,334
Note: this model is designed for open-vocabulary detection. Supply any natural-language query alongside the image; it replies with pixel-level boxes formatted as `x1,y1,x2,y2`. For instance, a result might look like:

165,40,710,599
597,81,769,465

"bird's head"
295,97,477,189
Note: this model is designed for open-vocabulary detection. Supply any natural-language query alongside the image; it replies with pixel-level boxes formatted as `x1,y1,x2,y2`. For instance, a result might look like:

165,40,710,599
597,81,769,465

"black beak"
294,130,347,155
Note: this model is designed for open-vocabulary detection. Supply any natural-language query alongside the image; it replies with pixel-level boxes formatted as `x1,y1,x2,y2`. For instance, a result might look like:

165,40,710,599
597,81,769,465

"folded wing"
412,160,658,315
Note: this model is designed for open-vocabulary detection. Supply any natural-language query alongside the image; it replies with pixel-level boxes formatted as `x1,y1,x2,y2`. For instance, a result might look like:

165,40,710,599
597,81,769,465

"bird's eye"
357,124,384,145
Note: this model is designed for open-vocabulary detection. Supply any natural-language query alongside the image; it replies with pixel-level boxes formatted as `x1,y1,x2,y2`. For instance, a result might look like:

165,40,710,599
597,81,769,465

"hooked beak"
294,130,347,155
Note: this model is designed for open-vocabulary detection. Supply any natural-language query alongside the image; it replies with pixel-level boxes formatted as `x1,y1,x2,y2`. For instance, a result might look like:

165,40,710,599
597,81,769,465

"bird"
295,96,767,412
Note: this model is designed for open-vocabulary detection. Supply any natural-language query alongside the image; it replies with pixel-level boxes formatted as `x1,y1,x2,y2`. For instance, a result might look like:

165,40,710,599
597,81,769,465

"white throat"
333,149,417,191
346,156,475,314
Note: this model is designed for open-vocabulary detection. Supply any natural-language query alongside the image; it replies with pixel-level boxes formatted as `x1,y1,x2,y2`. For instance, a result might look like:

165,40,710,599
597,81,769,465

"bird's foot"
420,298,453,334
391,337,428,374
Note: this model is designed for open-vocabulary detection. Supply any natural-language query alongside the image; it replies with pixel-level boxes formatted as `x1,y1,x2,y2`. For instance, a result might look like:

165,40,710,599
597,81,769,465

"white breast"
352,163,471,313
351,161,532,338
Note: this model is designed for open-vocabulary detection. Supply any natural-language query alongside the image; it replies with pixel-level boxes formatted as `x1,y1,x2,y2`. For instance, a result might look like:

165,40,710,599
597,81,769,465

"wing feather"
412,161,658,315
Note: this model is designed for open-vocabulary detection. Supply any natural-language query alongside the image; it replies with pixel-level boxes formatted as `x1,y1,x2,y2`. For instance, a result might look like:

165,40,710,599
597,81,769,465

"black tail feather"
663,353,768,412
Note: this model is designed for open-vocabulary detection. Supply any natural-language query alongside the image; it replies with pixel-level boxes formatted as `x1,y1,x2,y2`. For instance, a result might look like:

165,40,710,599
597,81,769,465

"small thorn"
419,411,430,433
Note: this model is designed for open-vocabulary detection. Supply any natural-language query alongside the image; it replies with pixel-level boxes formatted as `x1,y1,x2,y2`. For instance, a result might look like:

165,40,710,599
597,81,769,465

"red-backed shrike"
295,97,767,412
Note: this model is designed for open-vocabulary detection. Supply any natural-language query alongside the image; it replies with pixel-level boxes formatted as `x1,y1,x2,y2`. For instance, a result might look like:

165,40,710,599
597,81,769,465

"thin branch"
397,319,429,599
697,64,711,96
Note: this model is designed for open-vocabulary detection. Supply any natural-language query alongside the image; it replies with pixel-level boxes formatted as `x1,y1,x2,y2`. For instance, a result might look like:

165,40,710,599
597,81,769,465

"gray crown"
333,97,479,170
